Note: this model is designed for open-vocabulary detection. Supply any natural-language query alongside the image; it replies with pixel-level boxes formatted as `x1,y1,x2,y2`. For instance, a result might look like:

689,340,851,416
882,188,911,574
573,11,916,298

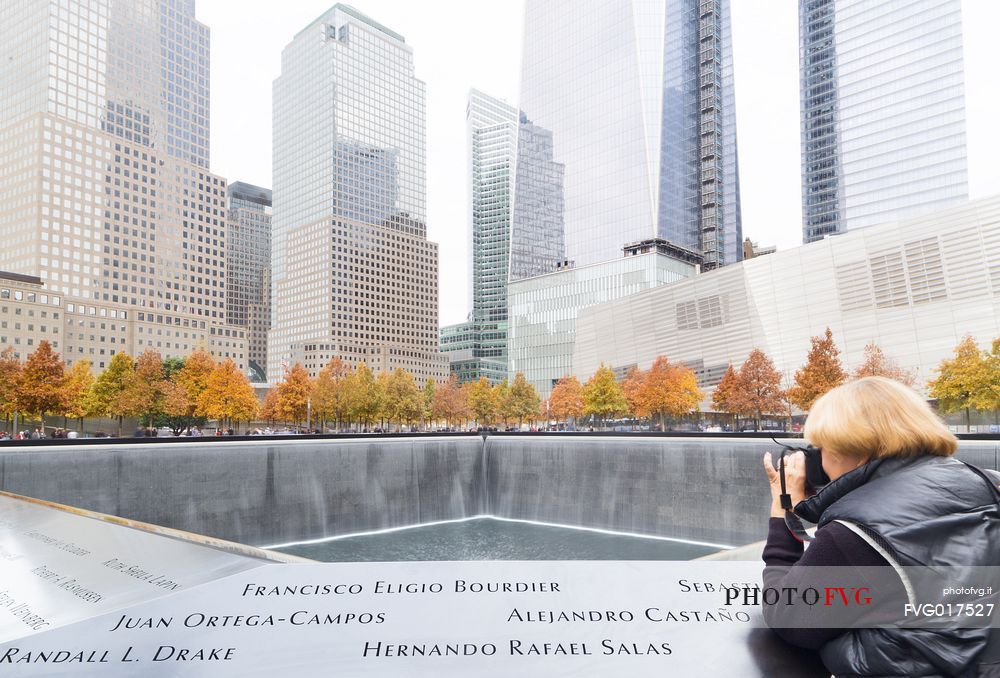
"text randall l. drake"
1,645,236,664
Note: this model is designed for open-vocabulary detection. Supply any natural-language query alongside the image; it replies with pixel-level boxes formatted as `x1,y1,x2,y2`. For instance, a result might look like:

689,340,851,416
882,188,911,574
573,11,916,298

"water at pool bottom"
270,517,721,562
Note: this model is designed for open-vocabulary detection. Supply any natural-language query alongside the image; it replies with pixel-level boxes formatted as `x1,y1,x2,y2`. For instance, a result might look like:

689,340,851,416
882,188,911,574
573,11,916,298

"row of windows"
0,289,60,305
66,303,125,319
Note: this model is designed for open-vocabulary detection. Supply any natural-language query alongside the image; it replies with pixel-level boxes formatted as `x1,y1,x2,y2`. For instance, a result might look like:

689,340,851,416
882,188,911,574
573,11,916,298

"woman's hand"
763,451,809,518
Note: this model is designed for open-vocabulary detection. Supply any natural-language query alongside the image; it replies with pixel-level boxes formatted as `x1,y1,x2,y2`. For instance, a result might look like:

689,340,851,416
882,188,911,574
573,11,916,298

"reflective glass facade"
438,319,508,385
470,91,517,367
508,252,697,399
227,182,272,380
269,5,447,384
800,0,969,243
516,0,742,272
439,90,518,385
510,114,566,281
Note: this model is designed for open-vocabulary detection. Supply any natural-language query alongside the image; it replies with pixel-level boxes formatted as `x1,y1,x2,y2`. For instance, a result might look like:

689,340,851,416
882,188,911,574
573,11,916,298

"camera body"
801,444,831,491
773,440,830,542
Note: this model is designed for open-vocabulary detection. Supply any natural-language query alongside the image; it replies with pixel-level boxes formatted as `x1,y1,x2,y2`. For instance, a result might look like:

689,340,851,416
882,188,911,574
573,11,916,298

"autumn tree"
583,364,628,428
312,357,349,431
735,349,786,431
493,378,511,427
129,349,167,425
927,335,996,429
197,358,258,431
347,363,380,430
327,360,353,428
459,382,476,428
274,363,312,426
0,347,21,432
671,366,704,421
422,378,436,429
988,339,1000,418
61,359,96,431
379,368,422,431
91,352,137,436
467,376,497,428
638,357,703,429
621,367,647,422
259,388,280,424
374,371,391,427
506,372,541,428
548,375,584,426
159,380,192,435
787,328,847,411
711,363,742,427
175,348,215,423
396,369,424,429
18,341,65,427
853,342,915,387
431,375,467,428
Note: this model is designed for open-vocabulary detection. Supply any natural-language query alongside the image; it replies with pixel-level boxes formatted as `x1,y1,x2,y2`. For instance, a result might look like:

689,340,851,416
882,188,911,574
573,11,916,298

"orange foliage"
549,375,585,422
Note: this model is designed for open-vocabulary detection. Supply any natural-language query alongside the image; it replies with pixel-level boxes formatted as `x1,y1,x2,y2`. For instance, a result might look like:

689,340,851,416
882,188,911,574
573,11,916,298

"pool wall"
0,437,485,546
486,437,997,545
0,436,995,547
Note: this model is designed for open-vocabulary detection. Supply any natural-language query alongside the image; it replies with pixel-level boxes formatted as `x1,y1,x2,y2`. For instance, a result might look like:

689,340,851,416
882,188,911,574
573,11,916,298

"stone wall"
0,436,995,548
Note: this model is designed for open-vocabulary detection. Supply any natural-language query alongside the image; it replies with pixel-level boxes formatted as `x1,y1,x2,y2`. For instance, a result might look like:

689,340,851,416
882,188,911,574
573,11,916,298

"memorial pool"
0,435,994,549
268,517,722,562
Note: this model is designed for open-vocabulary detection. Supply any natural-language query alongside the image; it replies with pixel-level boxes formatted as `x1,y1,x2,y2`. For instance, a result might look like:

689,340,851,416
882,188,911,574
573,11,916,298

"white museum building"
572,196,1000,406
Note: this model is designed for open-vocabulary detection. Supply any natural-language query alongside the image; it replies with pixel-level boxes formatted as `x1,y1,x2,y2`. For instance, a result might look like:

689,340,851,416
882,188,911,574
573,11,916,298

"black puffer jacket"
793,455,1000,677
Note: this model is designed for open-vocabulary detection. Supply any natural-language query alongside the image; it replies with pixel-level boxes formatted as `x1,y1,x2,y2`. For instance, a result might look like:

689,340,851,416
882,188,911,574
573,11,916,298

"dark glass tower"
516,0,742,271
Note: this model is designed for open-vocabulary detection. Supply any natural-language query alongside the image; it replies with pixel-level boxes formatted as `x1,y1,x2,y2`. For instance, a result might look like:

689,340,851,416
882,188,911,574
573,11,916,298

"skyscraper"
510,114,565,282
0,0,246,372
439,90,519,384
516,0,742,271
269,4,448,383
469,90,517,336
799,0,969,243
440,90,531,384
227,182,272,381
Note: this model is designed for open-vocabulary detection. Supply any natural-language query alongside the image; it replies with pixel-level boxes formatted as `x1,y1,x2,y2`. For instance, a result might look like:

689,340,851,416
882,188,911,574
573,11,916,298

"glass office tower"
440,90,519,385
227,182,272,381
466,90,519,382
516,0,742,271
269,5,447,384
510,114,566,281
468,91,517,335
800,0,969,243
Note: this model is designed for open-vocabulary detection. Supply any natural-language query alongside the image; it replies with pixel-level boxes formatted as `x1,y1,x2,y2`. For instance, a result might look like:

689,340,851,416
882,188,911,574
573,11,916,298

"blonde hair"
804,376,957,460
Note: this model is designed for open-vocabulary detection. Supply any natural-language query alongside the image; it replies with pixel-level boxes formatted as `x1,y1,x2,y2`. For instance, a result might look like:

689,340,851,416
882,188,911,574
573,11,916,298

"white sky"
200,0,1000,327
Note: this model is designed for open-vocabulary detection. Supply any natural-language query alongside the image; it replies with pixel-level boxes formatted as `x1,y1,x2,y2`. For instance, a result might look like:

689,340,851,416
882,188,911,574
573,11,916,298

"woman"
761,376,999,677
